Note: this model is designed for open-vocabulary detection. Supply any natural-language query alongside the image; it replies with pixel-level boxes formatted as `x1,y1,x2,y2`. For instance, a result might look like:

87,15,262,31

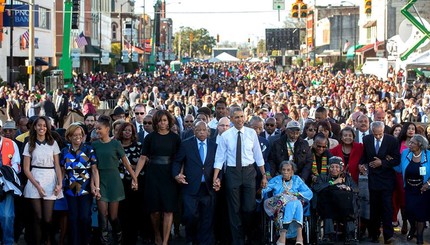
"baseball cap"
286,120,301,130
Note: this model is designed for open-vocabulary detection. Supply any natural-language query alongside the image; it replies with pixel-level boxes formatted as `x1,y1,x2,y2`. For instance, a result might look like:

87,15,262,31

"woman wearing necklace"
60,124,98,245
394,122,417,234
263,161,312,245
116,122,145,245
313,156,357,244
396,134,430,244
23,116,63,245
92,115,138,244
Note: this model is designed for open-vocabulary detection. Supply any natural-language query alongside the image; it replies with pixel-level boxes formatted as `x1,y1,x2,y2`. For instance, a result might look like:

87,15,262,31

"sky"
134,0,348,44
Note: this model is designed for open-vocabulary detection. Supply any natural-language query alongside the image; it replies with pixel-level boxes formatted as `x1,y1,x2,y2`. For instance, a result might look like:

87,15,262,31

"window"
38,7,50,29
112,23,118,40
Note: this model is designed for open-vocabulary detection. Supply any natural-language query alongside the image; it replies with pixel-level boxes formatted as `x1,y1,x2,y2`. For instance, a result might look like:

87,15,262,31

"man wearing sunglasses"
260,117,279,140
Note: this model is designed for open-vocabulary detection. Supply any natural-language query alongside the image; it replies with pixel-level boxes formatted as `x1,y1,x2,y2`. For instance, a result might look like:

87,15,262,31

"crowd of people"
0,62,430,245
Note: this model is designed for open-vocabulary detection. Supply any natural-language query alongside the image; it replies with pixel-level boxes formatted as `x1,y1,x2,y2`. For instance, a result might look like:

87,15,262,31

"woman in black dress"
135,110,181,245
397,134,430,244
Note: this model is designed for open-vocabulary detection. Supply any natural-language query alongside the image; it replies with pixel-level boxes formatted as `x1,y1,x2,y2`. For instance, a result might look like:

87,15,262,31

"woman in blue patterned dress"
60,124,98,245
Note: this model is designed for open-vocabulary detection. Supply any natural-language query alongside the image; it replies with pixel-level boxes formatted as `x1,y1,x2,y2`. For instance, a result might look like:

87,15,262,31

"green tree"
173,27,216,58
257,39,266,57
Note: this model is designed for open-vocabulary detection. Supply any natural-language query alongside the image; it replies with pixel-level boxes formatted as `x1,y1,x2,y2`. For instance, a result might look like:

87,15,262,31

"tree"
257,39,266,57
173,27,216,58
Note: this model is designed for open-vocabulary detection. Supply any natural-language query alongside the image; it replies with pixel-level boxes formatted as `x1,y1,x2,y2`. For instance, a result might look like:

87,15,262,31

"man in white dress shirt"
213,107,267,245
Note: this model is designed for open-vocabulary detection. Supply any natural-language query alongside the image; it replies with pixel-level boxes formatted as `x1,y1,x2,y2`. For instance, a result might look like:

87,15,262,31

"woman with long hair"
92,115,138,244
135,110,181,245
23,116,63,245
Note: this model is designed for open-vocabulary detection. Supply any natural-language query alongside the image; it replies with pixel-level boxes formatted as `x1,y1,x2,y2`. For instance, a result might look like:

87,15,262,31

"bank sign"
2,5,39,27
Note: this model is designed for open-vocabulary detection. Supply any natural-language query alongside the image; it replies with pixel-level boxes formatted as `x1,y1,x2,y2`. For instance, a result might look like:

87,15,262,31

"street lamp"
120,0,135,54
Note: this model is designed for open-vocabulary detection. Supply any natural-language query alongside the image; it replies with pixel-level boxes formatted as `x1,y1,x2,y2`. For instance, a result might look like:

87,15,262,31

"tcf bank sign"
2,4,39,27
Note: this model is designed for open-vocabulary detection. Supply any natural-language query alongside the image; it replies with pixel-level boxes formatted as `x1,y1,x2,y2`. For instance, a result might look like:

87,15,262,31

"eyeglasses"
265,123,275,127
134,112,145,115
409,141,418,145
143,121,152,125
316,145,327,149
185,120,193,123
307,128,316,132
218,124,229,127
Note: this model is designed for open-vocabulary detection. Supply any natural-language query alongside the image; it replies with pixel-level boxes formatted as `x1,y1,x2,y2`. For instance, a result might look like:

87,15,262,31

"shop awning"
35,57,49,66
346,44,364,57
356,41,385,53
363,20,377,28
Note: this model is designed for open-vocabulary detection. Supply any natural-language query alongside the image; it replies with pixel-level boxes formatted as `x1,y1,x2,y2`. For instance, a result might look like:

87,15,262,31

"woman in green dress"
92,115,138,244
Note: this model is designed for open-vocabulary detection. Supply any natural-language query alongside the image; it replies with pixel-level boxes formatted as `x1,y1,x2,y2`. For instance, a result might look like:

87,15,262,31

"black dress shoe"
407,231,416,241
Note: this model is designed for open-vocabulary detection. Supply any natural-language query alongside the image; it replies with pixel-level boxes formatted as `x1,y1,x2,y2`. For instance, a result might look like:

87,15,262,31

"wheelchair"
261,196,313,245
311,189,360,245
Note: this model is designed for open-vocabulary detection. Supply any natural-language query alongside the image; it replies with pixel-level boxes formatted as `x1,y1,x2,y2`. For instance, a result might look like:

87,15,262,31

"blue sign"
2,5,39,27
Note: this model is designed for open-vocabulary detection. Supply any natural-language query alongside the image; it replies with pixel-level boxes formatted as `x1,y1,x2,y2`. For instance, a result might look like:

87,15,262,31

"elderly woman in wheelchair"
313,156,357,244
263,161,313,245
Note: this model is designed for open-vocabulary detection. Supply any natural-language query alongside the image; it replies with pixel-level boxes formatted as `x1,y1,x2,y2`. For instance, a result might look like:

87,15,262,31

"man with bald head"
172,121,217,245
215,117,230,144
260,117,279,140
374,109,391,134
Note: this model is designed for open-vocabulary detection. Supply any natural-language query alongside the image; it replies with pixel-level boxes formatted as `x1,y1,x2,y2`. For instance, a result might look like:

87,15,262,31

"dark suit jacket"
268,134,312,180
7,99,25,123
172,137,217,196
268,134,281,147
57,95,69,118
360,134,400,191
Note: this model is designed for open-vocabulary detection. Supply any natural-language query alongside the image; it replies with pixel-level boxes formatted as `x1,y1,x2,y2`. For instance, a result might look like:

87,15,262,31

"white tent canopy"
208,57,221,63
405,50,430,69
215,52,240,62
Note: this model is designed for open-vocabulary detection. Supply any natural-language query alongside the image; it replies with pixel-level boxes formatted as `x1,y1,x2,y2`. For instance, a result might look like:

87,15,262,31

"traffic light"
71,0,80,29
189,33,194,42
216,34,219,43
300,4,308,18
247,38,250,43
291,2,299,18
364,0,372,14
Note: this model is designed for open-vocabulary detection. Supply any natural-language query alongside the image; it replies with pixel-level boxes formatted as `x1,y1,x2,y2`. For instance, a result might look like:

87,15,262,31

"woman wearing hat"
313,156,357,243
396,134,430,244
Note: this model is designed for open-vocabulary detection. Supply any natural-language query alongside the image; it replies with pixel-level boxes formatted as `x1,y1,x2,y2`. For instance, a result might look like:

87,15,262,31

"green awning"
346,44,364,57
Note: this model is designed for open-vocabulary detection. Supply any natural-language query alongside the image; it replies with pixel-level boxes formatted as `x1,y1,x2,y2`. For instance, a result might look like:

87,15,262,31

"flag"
124,39,131,50
20,35,26,50
75,31,88,48
343,40,350,54
374,38,378,53
22,30,29,43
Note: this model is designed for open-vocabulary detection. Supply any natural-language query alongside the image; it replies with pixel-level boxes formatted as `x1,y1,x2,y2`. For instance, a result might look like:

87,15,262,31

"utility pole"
99,0,102,72
28,0,35,89
8,0,14,87
59,0,73,85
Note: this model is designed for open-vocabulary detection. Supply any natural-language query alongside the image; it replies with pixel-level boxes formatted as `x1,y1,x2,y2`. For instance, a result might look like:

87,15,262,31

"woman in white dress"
23,116,63,245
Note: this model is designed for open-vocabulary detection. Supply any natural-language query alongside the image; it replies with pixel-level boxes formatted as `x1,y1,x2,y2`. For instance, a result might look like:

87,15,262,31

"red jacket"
330,142,364,183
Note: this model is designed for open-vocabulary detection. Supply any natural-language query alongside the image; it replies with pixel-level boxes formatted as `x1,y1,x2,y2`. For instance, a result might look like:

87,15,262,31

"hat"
197,107,212,117
328,156,344,168
111,107,126,117
2,120,16,130
286,120,301,130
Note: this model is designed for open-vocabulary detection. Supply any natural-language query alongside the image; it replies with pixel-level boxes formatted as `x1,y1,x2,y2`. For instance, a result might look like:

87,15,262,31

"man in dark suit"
6,90,25,124
359,121,400,244
259,117,279,140
55,89,69,128
172,121,217,245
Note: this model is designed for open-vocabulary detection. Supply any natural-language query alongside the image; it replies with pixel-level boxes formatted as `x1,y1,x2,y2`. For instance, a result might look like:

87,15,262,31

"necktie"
375,139,380,154
139,124,144,133
199,142,205,163
362,132,366,142
236,131,242,169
